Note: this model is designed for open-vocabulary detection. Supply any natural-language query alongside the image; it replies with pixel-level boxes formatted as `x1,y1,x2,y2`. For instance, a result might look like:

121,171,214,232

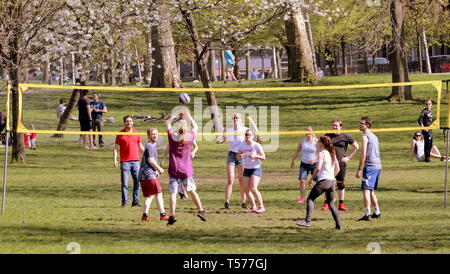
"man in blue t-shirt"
90,93,107,147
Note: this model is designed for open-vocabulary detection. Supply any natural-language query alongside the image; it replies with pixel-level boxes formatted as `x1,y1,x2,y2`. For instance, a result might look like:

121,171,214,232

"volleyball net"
10,80,444,139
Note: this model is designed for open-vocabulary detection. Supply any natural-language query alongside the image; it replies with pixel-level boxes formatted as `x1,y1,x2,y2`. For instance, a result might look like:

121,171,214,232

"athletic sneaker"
296,220,311,227
335,224,342,230
121,203,127,208
197,211,206,222
358,215,372,221
338,203,348,211
179,193,188,200
255,207,266,214
167,215,177,225
241,203,248,209
246,207,257,213
297,198,305,204
160,214,170,221
321,203,329,211
224,202,231,210
371,212,381,219
131,202,142,207
141,215,150,222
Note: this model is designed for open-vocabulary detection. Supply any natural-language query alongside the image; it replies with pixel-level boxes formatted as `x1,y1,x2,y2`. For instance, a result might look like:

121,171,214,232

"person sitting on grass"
410,131,448,162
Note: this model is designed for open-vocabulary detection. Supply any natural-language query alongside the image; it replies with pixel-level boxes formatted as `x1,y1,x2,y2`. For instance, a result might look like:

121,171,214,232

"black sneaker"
179,193,188,200
358,215,372,221
241,203,248,209
197,211,206,222
131,202,142,207
335,224,342,230
371,213,381,219
224,202,231,210
167,215,177,225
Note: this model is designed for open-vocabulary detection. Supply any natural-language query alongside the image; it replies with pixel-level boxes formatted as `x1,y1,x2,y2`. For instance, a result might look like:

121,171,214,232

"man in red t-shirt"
113,115,145,208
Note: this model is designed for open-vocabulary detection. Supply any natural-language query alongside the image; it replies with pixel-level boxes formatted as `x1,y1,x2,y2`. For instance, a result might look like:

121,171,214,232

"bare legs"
225,164,248,205
243,176,264,210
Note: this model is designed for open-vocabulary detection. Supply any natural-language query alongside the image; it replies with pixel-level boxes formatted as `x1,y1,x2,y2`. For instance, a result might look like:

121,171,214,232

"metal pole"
2,84,11,214
445,129,449,209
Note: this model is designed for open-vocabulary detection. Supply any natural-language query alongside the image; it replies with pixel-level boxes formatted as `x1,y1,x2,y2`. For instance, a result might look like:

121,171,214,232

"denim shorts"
227,151,244,166
361,167,381,190
299,161,317,180
243,167,262,178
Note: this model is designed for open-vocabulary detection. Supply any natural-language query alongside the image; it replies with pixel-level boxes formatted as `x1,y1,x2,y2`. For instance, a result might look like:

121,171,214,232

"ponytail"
319,136,336,161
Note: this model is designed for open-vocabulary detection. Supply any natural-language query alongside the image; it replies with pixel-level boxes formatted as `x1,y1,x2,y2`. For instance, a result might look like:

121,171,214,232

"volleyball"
179,93,191,105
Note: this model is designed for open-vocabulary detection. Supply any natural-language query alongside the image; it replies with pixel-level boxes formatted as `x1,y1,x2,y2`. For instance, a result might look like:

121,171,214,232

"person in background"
90,93,107,148
418,98,434,162
29,124,37,150
224,49,237,83
316,67,324,78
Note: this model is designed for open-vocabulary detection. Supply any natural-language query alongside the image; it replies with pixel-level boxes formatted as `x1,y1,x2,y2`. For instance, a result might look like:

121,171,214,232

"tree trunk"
110,49,117,86
305,13,317,74
284,3,319,83
232,50,241,82
53,81,84,138
421,28,432,74
341,40,348,76
208,49,217,82
8,21,25,163
417,28,423,73
245,50,251,80
276,47,283,78
388,0,412,102
144,31,152,84
180,6,221,133
150,3,181,88
220,50,225,81
43,60,50,84
272,46,278,79
59,57,64,85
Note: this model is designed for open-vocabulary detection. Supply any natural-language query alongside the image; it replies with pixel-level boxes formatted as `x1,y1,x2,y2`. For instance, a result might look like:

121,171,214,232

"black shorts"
79,120,92,131
335,161,346,182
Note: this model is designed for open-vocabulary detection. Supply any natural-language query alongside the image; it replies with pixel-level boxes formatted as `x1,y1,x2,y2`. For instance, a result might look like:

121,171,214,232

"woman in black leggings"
297,136,342,230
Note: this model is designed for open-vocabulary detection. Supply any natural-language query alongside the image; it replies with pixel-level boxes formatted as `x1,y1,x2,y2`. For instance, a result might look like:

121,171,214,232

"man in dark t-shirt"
418,98,433,162
324,119,359,211
77,89,95,149
90,93,107,147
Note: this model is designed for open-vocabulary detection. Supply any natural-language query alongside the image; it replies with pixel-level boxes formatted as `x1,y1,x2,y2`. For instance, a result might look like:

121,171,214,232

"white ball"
179,93,191,105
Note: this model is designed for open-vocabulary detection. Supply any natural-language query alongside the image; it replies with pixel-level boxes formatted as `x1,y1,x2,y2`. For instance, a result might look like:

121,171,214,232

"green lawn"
1,73,450,254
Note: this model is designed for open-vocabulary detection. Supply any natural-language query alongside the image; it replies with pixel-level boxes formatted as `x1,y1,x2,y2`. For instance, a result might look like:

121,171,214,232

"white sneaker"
255,207,266,214
296,220,311,227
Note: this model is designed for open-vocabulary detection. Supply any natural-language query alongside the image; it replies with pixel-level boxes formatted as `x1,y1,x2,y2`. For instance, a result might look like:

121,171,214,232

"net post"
2,84,11,214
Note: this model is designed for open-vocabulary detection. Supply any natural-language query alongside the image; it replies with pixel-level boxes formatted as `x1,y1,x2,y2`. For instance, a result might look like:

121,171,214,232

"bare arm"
333,155,340,177
148,157,164,174
290,139,302,168
307,151,324,185
191,140,199,159
356,136,368,178
253,144,266,161
139,142,145,153
343,141,359,163
184,111,198,132
113,144,120,167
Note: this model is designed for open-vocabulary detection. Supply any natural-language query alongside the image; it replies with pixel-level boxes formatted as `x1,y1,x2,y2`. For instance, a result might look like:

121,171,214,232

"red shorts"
140,179,162,197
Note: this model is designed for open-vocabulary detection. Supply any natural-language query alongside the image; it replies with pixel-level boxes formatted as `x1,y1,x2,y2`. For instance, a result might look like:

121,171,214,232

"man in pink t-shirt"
113,115,145,208
164,110,206,225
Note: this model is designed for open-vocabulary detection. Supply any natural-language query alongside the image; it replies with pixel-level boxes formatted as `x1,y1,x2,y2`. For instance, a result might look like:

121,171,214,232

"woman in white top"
237,129,266,214
290,126,318,204
217,113,251,210
410,132,447,162
297,136,342,230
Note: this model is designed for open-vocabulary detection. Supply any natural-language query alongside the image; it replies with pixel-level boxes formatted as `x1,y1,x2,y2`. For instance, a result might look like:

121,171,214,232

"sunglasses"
233,117,240,120
415,134,422,137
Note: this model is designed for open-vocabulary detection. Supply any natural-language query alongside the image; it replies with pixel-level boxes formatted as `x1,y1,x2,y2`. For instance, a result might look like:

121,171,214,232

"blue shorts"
361,167,381,190
227,151,243,166
243,167,262,178
299,161,318,180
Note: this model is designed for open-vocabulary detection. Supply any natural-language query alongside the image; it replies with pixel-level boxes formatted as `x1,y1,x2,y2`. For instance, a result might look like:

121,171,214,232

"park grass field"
1,73,450,254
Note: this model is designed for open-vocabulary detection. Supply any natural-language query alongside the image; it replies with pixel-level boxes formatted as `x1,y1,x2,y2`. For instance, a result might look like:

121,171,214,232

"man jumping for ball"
164,110,206,225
